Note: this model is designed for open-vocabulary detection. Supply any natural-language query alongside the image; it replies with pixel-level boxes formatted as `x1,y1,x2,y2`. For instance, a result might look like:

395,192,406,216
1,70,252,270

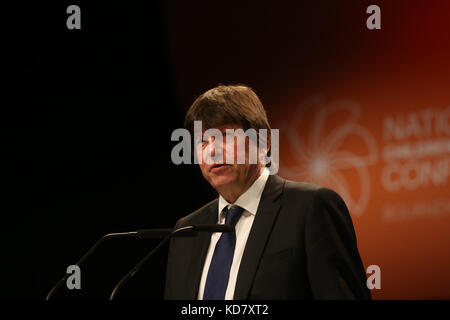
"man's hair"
184,84,271,133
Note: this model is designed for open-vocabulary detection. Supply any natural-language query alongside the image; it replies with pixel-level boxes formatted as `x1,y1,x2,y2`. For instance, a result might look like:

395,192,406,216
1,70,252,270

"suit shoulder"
283,178,325,198
175,198,218,227
282,178,345,204
284,179,322,192
283,178,352,223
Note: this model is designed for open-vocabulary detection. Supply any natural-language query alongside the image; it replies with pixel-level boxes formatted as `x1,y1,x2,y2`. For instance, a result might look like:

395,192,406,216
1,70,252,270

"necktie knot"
224,206,244,226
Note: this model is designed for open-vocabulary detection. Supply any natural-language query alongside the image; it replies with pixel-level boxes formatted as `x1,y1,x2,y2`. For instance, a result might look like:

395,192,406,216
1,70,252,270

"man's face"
196,124,262,193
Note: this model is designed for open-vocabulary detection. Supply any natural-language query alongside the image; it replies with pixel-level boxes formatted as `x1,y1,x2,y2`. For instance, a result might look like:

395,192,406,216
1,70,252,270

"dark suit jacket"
164,175,371,299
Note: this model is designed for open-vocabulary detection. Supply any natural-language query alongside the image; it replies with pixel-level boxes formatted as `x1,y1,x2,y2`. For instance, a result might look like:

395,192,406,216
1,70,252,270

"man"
164,84,371,300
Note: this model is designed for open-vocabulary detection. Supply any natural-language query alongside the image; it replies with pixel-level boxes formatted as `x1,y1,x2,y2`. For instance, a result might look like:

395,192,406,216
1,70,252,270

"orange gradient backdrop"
166,0,450,298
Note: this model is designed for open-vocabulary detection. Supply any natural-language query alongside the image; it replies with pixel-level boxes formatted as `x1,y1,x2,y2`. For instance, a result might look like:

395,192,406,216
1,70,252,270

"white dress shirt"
197,167,270,300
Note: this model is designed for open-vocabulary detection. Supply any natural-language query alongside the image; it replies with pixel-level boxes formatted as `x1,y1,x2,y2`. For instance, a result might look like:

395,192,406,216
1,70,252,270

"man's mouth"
211,163,230,171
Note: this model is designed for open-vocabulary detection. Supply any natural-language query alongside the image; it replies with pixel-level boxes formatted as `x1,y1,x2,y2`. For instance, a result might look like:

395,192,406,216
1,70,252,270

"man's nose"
207,137,216,157
205,137,224,162
210,140,215,157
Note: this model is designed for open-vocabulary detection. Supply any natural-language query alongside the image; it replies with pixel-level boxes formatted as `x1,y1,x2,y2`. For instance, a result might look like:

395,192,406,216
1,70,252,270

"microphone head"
192,224,234,233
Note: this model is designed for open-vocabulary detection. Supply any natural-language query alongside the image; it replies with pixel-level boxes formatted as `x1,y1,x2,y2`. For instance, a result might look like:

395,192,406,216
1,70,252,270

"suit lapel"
185,200,218,299
234,175,285,300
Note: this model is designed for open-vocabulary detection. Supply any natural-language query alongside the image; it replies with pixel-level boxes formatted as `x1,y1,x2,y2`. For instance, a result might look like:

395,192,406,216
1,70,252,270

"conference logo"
277,95,450,221
277,95,378,217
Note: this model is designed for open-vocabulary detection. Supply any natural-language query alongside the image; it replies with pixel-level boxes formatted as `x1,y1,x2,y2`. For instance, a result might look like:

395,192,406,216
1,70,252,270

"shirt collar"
218,167,270,218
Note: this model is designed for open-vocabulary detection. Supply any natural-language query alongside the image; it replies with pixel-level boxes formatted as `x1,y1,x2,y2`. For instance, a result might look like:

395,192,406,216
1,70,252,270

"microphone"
109,224,234,300
136,224,234,239
45,224,233,300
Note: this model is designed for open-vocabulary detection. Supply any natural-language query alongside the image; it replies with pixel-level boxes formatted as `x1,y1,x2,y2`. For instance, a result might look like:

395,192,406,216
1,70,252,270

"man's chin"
209,175,236,189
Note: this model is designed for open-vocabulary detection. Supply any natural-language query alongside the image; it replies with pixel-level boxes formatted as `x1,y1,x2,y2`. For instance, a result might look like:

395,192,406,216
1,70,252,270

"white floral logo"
277,95,378,217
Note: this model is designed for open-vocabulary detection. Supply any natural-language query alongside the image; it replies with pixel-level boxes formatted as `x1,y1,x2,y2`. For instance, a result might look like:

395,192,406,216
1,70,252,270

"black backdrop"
3,1,216,299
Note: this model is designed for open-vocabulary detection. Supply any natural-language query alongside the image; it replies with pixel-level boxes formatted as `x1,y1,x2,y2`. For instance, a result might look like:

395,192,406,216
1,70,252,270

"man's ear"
257,129,271,166
263,130,271,157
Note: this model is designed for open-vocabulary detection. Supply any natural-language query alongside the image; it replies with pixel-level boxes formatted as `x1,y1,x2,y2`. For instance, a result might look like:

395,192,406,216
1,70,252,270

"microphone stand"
109,224,234,300
109,226,196,300
45,231,137,300
46,224,232,300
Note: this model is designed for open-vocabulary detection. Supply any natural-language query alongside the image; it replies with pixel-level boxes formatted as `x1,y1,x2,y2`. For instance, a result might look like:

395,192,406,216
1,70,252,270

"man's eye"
198,140,208,147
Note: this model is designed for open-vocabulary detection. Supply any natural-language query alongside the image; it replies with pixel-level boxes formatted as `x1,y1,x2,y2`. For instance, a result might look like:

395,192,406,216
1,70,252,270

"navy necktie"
202,205,244,300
